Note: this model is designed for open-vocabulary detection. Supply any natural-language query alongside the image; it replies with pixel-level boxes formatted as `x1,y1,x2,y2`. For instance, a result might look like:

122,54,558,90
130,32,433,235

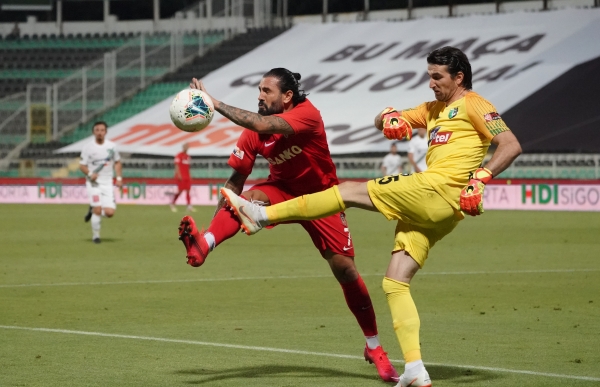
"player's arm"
214,169,248,217
191,78,294,135
174,162,182,180
79,162,98,182
114,160,123,188
484,131,522,177
461,96,521,216
407,152,421,173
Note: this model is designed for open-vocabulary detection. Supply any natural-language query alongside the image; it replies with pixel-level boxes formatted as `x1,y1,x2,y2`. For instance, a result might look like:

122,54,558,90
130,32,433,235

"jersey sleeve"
465,93,511,140
400,102,430,129
79,145,89,165
274,102,321,135
112,146,121,162
174,153,181,165
227,130,258,176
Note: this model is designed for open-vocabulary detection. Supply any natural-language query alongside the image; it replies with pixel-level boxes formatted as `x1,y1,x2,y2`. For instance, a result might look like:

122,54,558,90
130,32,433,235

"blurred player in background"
381,142,402,175
221,47,522,387
170,142,194,212
407,128,428,173
178,68,399,382
80,121,122,244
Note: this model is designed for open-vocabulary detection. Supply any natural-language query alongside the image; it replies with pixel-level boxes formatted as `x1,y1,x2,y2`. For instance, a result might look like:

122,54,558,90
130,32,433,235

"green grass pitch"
1,204,599,386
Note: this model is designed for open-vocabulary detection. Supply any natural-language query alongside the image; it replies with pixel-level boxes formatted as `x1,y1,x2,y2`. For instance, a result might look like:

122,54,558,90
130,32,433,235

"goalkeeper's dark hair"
263,68,308,106
92,121,108,131
427,46,472,90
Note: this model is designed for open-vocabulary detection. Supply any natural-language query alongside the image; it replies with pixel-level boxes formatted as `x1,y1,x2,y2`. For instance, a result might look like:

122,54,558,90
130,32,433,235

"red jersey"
174,152,191,179
228,99,338,196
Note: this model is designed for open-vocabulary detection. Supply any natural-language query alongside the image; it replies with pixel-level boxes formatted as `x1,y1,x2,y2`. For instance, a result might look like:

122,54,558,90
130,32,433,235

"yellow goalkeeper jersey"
400,91,510,211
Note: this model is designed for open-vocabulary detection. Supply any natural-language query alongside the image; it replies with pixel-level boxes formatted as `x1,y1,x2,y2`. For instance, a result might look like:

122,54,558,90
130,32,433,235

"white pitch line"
0,269,598,289
1,325,599,382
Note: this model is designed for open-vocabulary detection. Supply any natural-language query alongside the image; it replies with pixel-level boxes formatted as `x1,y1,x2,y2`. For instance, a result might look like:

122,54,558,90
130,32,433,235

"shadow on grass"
176,363,504,385
175,364,378,384
428,364,504,384
80,238,122,243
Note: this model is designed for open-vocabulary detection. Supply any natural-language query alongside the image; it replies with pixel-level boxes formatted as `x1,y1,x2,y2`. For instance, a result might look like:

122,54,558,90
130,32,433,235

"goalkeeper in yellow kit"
221,46,522,387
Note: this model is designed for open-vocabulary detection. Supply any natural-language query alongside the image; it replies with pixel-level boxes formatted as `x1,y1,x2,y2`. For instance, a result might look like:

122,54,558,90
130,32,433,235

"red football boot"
364,345,400,383
178,215,209,267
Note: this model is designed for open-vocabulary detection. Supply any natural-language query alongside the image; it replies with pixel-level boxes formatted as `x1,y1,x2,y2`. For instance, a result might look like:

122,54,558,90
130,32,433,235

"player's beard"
258,100,284,116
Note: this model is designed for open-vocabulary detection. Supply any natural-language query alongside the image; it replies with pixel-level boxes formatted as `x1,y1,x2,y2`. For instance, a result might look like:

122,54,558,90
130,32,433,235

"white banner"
2,182,599,211
58,8,600,156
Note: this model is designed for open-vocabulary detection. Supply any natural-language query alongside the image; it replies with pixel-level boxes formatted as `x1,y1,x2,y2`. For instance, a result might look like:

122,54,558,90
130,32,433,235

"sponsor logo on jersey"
484,112,502,122
266,145,303,165
232,147,244,160
448,107,458,119
430,131,452,146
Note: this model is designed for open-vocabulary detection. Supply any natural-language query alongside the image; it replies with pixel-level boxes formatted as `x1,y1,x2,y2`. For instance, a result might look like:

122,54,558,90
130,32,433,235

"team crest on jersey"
232,147,244,160
448,107,458,119
484,112,502,122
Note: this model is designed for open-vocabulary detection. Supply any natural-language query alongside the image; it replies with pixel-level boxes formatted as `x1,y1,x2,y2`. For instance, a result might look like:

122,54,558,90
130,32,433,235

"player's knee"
92,207,102,215
104,209,115,217
327,253,359,283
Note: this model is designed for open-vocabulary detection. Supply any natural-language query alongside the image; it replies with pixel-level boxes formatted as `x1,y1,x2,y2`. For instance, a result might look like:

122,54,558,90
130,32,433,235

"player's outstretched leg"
178,216,209,267
220,188,267,235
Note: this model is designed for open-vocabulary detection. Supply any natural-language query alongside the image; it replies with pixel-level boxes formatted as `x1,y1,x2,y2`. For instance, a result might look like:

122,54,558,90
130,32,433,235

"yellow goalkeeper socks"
265,185,346,223
382,277,422,363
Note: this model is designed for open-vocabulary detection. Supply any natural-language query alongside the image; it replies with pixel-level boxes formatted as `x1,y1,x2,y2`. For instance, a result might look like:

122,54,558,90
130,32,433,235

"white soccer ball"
169,89,215,132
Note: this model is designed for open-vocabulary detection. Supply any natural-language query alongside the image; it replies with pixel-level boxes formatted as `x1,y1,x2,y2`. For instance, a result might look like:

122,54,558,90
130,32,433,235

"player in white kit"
79,121,122,243
407,128,428,173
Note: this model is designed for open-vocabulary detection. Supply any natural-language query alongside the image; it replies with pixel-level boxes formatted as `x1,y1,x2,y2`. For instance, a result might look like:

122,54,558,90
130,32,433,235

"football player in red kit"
170,143,195,212
178,68,398,382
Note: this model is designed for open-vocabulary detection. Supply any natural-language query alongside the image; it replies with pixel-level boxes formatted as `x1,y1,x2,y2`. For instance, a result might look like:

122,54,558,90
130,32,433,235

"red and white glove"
380,107,412,141
460,167,493,216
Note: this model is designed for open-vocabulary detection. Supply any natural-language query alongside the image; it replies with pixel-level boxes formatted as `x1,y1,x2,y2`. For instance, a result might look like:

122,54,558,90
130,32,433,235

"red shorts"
177,178,191,191
247,181,354,257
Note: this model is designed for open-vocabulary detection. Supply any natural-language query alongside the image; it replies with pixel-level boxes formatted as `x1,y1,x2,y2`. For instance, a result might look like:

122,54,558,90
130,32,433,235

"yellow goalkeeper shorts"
367,173,461,267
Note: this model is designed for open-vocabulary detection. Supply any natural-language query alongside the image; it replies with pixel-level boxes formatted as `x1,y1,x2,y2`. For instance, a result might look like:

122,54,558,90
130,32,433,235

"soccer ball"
169,89,214,132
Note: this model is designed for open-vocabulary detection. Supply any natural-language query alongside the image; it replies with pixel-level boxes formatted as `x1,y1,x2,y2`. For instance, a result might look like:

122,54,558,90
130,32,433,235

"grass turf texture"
1,204,599,387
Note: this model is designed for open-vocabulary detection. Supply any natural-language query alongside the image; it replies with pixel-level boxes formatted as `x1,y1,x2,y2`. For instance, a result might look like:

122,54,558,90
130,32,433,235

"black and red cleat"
364,345,400,383
178,215,209,267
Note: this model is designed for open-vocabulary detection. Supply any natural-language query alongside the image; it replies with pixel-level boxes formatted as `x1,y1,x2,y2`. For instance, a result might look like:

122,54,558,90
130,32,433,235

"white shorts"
86,181,116,209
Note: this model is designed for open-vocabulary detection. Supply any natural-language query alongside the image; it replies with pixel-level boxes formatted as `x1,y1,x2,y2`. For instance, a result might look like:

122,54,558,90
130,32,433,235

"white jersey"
381,153,402,175
408,135,428,172
80,139,120,184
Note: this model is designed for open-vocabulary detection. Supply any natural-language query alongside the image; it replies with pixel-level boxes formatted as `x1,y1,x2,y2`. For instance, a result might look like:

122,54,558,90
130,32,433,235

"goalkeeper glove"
460,167,493,216
380,107,412,141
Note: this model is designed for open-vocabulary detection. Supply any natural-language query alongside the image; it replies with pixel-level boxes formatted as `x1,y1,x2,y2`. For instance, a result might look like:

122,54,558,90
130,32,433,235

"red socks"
207,207,243,246
341,276,378,337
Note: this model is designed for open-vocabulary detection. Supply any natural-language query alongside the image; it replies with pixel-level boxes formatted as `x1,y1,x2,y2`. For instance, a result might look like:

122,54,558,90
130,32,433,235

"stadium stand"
0,27,287,177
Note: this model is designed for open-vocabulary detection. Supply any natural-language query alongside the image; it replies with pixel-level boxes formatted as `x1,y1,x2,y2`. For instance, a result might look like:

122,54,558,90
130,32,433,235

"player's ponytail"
263,68,308,106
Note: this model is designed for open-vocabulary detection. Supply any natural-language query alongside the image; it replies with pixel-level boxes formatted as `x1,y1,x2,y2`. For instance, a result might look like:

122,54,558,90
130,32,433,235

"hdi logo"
521,184,558,204
120,182,146,199
38,182,62,198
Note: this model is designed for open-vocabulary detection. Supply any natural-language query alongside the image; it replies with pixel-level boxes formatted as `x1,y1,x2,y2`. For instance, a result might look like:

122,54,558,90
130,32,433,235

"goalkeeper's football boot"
397,368,432,387
220,188,265,235
178,215,209,267
364,345,400,383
